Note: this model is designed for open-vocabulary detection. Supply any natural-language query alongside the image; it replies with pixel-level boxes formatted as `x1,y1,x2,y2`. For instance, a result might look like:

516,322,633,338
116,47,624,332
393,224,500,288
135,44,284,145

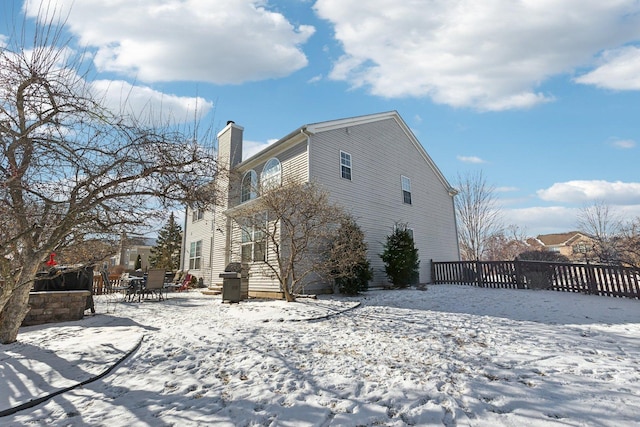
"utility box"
220,263,248,303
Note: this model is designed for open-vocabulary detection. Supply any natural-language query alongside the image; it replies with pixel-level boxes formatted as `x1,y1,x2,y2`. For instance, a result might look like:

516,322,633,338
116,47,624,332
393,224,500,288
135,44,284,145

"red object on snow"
46,253,57,267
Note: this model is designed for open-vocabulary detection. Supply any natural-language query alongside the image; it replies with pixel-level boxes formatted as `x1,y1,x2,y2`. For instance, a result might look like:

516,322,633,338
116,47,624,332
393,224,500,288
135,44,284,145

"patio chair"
101,269,134,307
139,268,166,301
176,273,192,292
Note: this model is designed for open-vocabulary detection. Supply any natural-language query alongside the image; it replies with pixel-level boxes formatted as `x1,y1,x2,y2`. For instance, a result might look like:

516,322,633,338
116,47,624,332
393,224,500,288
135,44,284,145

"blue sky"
3,0,640,237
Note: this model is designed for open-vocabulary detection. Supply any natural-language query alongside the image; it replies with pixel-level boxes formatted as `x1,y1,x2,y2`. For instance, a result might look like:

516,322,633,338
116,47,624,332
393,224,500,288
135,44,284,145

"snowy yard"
1,284,639,426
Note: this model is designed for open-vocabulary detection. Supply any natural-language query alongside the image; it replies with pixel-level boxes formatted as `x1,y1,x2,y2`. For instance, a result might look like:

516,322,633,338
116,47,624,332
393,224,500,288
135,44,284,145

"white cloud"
609,138,636,149
91,80,213,124
575,46,640,90
502,206,579,237
314,1,640,110
457,155,485,164
25,0,314,84
537,180,640,205
243,138,278,160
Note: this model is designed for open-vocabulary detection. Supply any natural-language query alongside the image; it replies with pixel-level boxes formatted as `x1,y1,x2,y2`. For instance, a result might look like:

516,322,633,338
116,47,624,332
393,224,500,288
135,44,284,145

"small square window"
401,176,412,205
340,151,352,180
192,209,204,222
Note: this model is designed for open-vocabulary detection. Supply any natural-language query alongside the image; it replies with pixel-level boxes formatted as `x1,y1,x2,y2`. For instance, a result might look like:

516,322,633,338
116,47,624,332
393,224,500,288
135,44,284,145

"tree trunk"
282,272,295,302
0,278,34,344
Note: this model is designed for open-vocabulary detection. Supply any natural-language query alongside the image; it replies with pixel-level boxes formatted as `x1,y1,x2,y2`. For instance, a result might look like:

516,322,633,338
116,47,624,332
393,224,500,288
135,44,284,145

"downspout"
301,127,312,180
448,187,461,262
181,206,188,271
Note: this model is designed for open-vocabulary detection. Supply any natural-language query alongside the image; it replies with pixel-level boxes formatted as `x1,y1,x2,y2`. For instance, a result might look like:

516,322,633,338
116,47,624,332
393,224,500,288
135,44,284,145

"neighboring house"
527,231,595,262
181,111,460,298
109,237,156,271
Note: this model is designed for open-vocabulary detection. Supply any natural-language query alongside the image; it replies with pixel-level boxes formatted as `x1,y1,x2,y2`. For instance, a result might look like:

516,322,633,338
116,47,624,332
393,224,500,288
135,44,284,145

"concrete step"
201,285,223,296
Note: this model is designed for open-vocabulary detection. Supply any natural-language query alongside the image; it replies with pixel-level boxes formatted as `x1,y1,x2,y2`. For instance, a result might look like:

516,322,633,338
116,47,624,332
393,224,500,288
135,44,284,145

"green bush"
329,216,372,295
336,260,372,295
380,224,419,288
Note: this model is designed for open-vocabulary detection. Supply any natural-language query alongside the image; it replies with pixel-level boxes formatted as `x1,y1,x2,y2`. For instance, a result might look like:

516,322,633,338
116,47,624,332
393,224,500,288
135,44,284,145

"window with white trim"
192,208,204,222
241,170,257,203
340,151,352,180
401,175,412,205
240,214,267,262
261,158,281,191
189,240,202,269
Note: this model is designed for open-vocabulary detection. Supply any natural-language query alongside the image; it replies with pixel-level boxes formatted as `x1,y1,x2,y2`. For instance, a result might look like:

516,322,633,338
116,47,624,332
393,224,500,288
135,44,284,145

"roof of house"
535,231,586,246
237,111,457,194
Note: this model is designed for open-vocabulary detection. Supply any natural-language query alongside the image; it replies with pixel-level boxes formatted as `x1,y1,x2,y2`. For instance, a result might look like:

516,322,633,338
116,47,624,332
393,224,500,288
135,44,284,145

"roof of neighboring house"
127,237,156,248
535,231,586,246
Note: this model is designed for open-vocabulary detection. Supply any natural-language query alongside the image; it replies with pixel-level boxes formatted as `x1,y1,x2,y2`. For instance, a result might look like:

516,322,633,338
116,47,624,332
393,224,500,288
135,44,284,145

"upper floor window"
261,158,281,191
340,151,352,180
241,170,258,203
192,208,204,222
401,176,412,205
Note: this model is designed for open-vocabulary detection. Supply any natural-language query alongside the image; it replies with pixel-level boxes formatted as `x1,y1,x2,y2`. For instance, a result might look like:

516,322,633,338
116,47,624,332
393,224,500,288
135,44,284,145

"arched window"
241,170,257,203
261,157,281,190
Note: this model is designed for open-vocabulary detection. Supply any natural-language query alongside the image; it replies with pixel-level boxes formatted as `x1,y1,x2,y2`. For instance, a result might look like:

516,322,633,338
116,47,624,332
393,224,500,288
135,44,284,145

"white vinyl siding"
230,219,281,292
228,140,309,294
308,117,459,285
184,206,215,285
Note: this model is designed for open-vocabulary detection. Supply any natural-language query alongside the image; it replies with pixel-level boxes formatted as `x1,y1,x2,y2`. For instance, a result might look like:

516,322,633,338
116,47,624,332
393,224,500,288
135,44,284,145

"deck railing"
92,274,128,295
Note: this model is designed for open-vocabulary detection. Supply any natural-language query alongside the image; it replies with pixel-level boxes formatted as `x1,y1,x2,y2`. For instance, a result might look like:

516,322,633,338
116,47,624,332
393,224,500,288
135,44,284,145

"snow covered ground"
1,284,639,426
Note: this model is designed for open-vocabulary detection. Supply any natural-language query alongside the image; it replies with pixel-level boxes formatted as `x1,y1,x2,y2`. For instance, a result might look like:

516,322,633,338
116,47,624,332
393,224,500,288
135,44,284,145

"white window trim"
261,157,282,191
189,240,202,270
340,151,352,180
240,214,267,263
241,170,258,203
192,208,204,222
401,175,412,205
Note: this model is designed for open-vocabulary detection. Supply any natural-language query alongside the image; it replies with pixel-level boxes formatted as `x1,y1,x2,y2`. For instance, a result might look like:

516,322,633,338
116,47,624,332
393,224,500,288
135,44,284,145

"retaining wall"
22,290,91,326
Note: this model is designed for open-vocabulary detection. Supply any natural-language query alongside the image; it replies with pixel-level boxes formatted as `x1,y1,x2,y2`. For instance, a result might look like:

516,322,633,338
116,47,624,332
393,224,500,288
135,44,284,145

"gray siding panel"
309,118,458,285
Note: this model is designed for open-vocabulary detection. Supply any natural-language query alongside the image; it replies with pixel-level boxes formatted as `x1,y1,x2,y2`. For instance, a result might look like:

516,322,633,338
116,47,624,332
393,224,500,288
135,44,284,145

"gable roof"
535,231,587,246
238,111,457,195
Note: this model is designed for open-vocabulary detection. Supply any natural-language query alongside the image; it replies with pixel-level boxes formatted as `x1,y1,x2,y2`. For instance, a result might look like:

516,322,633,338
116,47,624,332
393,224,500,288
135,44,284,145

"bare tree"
54,237,119,266
618,217,640,268
484,224,530,261
455,171,503,261
0,11,217,343
576,201,622,265
228,180,354,302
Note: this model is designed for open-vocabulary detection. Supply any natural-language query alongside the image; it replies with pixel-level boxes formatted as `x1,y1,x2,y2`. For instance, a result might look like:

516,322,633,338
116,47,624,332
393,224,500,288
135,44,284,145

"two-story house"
181,111,460,298
527,231,596,262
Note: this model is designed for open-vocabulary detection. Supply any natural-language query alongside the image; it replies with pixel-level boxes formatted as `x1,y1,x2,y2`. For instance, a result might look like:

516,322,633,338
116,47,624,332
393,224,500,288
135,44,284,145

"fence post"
513,259,522,289
475,260,483,287
586,263,597,295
